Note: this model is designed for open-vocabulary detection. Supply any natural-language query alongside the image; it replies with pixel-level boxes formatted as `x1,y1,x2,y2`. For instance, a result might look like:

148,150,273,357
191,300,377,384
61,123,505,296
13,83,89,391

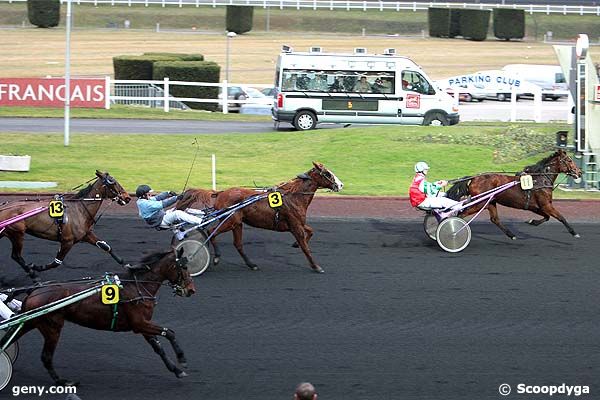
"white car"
219,86,272,113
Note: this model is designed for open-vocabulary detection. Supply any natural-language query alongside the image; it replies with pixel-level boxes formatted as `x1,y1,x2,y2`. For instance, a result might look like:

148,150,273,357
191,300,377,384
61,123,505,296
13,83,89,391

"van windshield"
402,71,435,95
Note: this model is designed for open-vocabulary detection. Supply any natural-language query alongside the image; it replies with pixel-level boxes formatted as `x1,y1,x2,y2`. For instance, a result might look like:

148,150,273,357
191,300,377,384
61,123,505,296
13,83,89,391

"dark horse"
0,170,131,280
177,162,343,273
11,247,196,385
446,149,582,239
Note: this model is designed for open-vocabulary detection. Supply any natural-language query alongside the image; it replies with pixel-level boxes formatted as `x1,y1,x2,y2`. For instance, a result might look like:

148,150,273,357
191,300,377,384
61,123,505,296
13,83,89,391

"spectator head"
294,382,317,400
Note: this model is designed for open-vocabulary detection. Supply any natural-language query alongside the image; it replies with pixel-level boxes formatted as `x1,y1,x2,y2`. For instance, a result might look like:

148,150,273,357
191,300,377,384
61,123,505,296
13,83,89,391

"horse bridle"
172,254,193,297
101,175,127,203
313,167,339,190
545,154,580,177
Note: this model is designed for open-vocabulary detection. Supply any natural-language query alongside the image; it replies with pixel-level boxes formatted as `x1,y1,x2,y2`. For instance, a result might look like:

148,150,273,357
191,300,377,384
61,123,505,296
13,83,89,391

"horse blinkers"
173,249,195,297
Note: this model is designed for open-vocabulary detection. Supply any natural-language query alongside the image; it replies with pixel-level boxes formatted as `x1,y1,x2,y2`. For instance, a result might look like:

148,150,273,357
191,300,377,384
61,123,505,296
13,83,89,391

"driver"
135,185,204,229
409,162,459,209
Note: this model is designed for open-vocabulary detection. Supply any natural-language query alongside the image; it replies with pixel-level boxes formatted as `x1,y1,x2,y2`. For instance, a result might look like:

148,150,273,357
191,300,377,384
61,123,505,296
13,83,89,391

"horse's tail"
176,188,217,210
446,178,471,201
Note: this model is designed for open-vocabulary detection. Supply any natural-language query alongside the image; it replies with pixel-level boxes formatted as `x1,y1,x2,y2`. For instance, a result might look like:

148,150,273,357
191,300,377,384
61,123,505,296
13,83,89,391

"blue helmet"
135,184,152,198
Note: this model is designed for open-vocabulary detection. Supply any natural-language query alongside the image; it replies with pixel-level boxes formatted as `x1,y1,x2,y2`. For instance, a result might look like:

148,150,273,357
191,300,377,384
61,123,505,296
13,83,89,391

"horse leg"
526,210,550,226
6,233,39,280
143,334,188,378
292,225,314,248
289,222,323,273
159,327,187,367
210,235,222,265
232,224,259,271
540,204,579,237
487,203,517,240
82,232,125,265
35,240,74,272
38,319,78,386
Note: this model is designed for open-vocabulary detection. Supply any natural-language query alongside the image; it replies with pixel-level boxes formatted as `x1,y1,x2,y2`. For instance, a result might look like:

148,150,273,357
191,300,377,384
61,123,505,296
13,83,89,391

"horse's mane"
522,151,560,173
278,177,308,193
139,250,173,265
70,184,94,199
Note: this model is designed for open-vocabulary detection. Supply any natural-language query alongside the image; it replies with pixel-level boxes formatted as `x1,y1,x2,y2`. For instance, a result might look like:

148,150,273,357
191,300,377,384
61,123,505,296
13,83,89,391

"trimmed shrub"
226,6,254,34
428,8,451,38
459,9,490,41
493,9,525,40
153,61,221,111
143,53,204,61
27,0,60,28
449,9,462,38
113,55,180,80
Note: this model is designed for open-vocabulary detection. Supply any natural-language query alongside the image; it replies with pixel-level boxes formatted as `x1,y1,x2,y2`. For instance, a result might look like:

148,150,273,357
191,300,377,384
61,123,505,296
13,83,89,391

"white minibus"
271,47,459,130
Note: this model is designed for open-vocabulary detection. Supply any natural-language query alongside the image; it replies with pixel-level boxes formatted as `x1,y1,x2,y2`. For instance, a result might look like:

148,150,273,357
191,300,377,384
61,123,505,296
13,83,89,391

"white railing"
109,77,273,113
2,0,600,15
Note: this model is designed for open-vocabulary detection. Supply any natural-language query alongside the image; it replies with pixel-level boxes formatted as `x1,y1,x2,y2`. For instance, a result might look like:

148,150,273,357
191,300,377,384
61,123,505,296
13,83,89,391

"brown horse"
446,149,582,239
0,170,131,280
10,247,195,386
177,162,343,273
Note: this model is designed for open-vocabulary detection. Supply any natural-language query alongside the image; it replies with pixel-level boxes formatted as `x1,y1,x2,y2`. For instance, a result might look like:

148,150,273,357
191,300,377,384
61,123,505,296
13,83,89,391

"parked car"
260,86,277,97
445,84,486,102
219,86,272,112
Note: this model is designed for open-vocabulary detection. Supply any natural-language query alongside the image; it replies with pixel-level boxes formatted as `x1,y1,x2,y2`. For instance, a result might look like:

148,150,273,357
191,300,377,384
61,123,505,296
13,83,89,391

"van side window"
402,71,435,95
555,73,566,84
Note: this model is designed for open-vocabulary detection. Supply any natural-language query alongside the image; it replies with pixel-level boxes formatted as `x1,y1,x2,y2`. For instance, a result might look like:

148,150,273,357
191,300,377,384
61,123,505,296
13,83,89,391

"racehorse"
11,247,195,386
446,149,582,239
0,170,131,280
177,162,343,273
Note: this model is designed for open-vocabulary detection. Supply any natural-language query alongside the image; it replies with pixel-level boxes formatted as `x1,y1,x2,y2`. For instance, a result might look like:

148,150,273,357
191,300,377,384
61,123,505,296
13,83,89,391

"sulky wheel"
0,351,12,390
423,214,438,241
436,217,472,253
173,231,212,277
0,330,19,364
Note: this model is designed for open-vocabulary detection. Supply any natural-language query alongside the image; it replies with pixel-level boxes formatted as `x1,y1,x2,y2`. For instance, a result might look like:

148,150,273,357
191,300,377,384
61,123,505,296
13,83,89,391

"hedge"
449,9,462,38
143,53,205,61
493,9,525,40
152,61,221,111
226,6,254,34
113,55,181,80
459,9,490,41
27,0,60,28
427,8,450,38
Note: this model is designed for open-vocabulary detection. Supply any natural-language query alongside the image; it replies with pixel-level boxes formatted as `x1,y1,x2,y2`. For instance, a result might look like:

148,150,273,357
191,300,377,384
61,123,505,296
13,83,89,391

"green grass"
2,123,596,199
0,105,271,121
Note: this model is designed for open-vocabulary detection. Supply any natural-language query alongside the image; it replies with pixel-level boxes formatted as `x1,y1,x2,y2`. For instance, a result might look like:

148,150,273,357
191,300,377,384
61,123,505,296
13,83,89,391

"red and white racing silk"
409,173,441,207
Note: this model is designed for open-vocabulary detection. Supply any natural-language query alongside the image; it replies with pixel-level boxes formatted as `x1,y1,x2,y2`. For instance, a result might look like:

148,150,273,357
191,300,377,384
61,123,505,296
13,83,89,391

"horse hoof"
213,257,220,265
179,361,188,369
291,242,299,248
248,265,259,271
312,266,325,274
510,236,517,240
526,219,534,225
574,234,580,238
176,371,188,379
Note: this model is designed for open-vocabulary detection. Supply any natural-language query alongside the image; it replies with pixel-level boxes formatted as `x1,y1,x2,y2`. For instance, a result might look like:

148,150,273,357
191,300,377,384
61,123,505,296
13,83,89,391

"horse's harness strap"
110,303,119,331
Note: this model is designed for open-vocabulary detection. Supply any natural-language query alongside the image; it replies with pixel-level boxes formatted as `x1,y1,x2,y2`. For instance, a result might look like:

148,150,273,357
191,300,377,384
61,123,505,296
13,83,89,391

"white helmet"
414,161,430,173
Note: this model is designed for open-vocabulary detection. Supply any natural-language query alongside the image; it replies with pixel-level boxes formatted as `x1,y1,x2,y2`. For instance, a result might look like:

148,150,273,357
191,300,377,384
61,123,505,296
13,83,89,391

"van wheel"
423,112,449,126
293,111,317,131
463,94,473,102
497,93,507,102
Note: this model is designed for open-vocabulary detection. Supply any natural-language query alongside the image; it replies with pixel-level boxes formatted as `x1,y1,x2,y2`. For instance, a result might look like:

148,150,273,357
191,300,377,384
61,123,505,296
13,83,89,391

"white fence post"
533,89,542,123
510,85,517,122
105,76,111,110
211,154,217,190
222,80,229,114
163,77,170,112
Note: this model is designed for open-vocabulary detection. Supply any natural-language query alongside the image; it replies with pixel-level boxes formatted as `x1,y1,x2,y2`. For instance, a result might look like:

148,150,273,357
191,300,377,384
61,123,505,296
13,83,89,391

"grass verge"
1,123,596,199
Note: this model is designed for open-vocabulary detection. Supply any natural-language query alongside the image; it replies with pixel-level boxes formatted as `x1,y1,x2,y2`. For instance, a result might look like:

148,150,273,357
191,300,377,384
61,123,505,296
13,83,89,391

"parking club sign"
0,77,107,108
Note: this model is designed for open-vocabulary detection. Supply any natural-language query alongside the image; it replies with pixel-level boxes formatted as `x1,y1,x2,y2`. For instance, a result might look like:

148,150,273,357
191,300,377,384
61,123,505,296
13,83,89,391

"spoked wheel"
436,217,472,253
423,214,438,241
0,330,19,364
0,351,12,390
172,230,212,277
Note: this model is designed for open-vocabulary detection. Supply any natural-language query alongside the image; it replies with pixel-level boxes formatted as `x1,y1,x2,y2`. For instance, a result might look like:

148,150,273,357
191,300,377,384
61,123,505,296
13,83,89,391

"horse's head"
307,162,344,192
166,247,196,297
554,150,582,178
95,170,131,205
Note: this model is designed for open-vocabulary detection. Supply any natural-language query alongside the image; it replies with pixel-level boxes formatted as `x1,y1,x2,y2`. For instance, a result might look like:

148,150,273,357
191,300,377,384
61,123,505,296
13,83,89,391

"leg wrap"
96,241,111,252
